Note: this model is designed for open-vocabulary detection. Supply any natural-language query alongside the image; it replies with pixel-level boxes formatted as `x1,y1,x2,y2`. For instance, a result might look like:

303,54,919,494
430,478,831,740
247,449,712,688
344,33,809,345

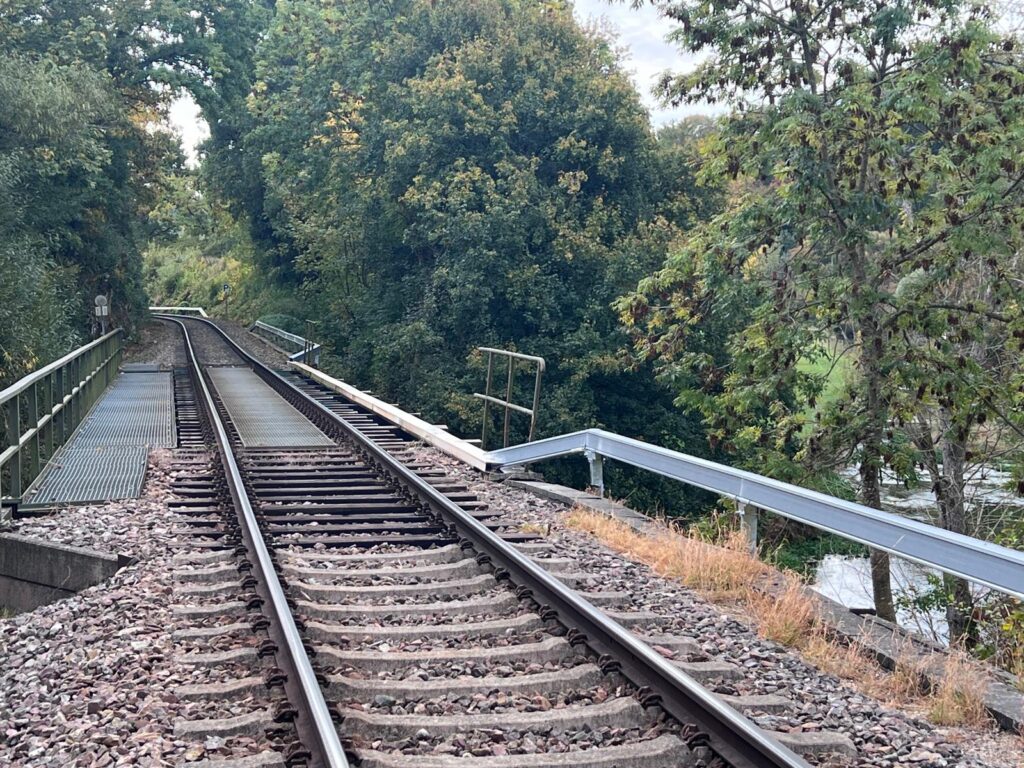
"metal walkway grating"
23,372,174,507
26,446,150,505
73,372,175,447
208,367,335,448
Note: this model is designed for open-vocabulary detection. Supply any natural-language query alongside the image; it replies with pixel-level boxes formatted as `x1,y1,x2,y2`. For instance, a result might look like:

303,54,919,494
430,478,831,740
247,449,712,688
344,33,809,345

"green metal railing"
0,329,123,511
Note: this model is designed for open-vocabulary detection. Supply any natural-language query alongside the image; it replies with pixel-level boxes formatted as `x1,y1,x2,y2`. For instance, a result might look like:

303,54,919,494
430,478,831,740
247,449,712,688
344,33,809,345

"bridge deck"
23,372,174,506
207,367,334,448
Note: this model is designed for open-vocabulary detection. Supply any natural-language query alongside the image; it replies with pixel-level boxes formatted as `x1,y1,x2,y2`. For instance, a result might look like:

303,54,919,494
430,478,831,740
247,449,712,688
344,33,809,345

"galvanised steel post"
44,373,53,460
503,356,516,448
586,449,605,498
481,350,494,449
529,362,543,442
70,357,79,427
10,396,21,500
29,382,40,480
737,501,758,552
54,368,64,445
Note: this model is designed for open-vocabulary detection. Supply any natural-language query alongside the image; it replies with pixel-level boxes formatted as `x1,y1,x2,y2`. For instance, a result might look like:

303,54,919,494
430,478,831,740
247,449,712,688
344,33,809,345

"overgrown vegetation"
143,0,729,516
143,174,301,322
621,0,1024,637
0,0,268,385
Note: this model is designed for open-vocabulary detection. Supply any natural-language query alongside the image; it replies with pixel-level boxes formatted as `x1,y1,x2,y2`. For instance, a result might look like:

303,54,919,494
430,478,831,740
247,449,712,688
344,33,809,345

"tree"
0,53,128,383
225,0,721,512
0,0,271,380
619,0,1024,628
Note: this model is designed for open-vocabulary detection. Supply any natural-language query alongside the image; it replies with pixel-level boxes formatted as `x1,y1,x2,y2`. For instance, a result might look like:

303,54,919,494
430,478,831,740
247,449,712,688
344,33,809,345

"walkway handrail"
474,346,545,448
486,429,1024,601
149,305,208,317
250,320,321,365
1,329,123,508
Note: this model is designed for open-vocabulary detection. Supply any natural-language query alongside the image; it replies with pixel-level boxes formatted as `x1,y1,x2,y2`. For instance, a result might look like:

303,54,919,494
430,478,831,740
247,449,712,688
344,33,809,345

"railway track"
159,315,813,768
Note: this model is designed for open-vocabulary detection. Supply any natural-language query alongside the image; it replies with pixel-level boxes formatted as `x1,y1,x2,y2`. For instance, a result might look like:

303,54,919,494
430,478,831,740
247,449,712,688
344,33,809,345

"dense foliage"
0,0,283,386
0,1,179,383
620,0,1024,633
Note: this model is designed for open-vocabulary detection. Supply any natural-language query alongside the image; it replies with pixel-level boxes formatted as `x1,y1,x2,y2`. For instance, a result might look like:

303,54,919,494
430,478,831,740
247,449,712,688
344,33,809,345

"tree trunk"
861,459,897,622
858,314,896,622
936,437,977,648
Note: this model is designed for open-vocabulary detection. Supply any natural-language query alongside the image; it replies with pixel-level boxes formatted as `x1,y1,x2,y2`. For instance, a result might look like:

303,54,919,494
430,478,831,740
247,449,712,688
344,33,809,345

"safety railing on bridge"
249,320,321,366
486,429,1024,602
0,329,123,511
474,347,545,449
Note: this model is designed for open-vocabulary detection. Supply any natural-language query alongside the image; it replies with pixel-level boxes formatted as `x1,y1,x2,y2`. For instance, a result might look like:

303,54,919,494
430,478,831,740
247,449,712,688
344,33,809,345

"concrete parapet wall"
0,533,129,613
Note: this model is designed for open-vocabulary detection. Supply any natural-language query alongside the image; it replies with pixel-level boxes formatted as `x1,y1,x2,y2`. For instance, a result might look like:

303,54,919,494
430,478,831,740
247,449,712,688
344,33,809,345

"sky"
573,0,712,126
166,1,696,163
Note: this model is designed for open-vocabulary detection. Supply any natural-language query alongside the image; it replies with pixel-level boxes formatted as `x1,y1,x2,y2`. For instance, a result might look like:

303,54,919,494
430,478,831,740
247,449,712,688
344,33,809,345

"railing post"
29,382,40,480
71,356,81,427
45,373,54,460
54,368,64,444
10,394,21,501
503,356,516,448
737,501,758,552
529,364,543,442
481,351,494,449
585,449,605,498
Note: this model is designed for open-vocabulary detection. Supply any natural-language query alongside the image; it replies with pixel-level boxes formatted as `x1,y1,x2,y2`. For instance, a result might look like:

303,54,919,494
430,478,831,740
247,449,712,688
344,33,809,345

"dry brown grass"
804,629,878,681
927,652,991,727
564,507,768,598
519,521,549,536
781,622,989,727
565,506,995,728
747,572,817,646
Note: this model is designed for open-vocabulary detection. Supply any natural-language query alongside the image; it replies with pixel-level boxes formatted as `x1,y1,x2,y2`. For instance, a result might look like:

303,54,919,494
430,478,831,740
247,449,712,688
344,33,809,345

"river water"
810,466,1022,644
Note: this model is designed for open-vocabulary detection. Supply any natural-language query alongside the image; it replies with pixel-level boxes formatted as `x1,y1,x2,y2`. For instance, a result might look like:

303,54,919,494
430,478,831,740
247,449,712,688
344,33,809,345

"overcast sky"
166,1,705,163
573,0,712,125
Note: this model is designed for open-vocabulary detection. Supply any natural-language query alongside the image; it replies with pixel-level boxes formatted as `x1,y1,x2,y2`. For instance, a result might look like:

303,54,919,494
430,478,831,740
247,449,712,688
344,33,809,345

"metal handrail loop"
473,346,545,449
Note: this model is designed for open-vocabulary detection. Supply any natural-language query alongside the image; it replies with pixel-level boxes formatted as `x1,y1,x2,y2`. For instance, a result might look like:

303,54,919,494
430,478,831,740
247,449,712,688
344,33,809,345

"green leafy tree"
234,0,719,511
0,54,125,383
619,0,1024,627
0,0,273,380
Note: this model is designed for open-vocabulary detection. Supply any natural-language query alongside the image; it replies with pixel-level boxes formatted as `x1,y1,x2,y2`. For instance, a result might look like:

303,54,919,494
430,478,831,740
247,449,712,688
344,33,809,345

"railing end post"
736,500,758,553
585,449,605,498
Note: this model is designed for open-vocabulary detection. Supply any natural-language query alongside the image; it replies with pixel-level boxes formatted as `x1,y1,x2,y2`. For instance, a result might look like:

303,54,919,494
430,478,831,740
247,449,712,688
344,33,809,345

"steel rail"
485,429,1024,601
169,315,810,768
162,316,350,768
